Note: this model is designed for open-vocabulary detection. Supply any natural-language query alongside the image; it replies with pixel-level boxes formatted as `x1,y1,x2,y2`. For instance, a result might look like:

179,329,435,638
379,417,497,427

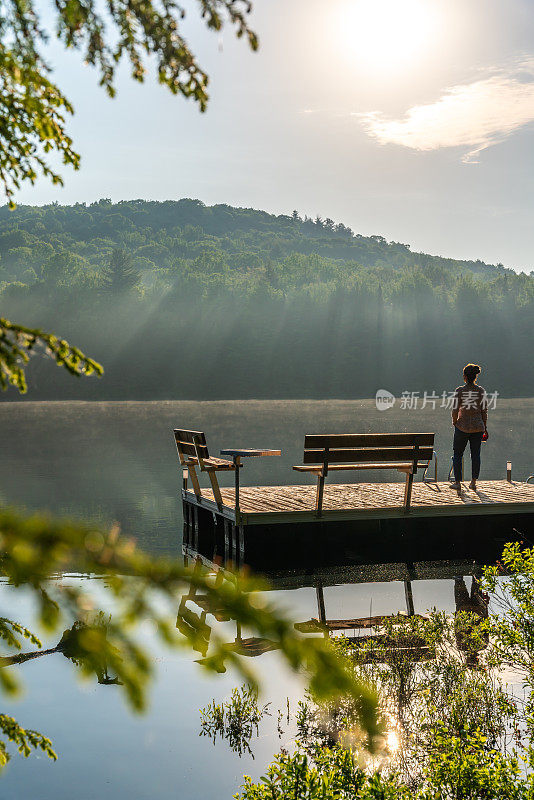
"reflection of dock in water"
182,523,521,667
181,567,439,667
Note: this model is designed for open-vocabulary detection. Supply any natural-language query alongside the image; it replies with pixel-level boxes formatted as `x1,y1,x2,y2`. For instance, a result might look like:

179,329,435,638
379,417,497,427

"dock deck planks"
194,480,534,522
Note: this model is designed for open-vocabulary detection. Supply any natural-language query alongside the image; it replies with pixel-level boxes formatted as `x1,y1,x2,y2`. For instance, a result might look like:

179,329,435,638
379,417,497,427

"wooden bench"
293,432,435,514
174,429,235,509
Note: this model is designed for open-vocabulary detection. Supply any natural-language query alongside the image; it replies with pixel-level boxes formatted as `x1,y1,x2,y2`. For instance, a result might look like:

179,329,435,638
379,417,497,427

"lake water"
0,399,532,798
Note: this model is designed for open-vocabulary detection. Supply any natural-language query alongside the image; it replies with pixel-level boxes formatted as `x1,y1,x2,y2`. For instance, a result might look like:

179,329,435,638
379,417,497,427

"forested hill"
1,199,533,399
0,198,515,285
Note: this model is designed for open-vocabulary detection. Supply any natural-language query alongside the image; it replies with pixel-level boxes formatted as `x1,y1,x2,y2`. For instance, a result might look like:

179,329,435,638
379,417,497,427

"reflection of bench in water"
180,552,439,667
176,566,281,662
292,583,435,663
348,640,435,664
295,614,428,634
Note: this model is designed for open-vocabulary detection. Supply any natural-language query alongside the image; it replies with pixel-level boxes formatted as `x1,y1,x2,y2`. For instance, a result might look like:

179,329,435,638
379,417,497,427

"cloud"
359,59,534,162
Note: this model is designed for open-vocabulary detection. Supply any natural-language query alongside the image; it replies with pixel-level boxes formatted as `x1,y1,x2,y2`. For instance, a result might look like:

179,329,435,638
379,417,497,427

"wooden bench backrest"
174,429,210,462
302,432,434,465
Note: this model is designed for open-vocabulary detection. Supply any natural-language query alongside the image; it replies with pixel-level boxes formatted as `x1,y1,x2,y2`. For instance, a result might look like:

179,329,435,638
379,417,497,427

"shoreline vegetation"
203,544,534,800
1,199,532,400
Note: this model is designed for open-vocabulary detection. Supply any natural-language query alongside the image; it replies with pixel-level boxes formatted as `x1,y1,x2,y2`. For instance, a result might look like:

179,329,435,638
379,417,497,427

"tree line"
1,199,532,398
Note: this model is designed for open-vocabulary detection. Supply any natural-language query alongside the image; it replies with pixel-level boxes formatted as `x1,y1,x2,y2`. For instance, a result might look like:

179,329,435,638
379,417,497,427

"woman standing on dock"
450,363,488,491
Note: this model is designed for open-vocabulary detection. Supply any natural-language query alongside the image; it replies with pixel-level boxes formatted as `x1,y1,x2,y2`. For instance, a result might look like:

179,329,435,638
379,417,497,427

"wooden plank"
174,432,209,459
237,504,534,526
404,471,414,512
220,449,281,457
303,447,434,464
183,489,236,521
294,462,414,472
174,429,207,445
253,495,302,512
304,433,435,449
216,490,273,513
193,481,534,520
202,457,235,470
176,441,206,457
316,474,325,514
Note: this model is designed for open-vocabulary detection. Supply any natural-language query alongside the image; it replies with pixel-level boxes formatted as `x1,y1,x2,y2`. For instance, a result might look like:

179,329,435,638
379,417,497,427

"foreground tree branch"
0,0,258,202
0,508,381,765
0,317,104,392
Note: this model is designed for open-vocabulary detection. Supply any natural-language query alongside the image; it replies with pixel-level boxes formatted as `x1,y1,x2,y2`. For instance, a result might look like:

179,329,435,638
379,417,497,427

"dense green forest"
1,198,533,398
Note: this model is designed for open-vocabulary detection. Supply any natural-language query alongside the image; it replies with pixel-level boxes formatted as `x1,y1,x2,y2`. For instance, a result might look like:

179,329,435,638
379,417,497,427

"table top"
220,448,281,458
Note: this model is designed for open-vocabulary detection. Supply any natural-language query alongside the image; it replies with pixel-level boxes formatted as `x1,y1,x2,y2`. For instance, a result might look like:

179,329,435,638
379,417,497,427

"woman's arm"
481,390,488,430
451,388,460,426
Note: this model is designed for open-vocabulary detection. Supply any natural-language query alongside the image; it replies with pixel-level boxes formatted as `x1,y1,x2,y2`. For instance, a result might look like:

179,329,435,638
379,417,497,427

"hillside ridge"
0,198,512,282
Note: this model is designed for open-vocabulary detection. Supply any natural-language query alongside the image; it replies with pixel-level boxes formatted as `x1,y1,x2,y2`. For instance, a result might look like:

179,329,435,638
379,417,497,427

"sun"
386,728,400,753
337,0,441,76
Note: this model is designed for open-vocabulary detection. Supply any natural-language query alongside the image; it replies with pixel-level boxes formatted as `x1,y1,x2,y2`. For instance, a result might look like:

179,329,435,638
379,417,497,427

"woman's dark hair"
463,363,481,382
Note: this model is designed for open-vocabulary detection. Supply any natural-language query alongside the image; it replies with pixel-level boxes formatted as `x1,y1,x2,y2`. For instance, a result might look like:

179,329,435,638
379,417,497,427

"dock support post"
316,474,325,517
233,456,241,517
404,580,415,617
224,519,230,564
212,513,219,560
231,523,238,566
182,500,190,548
316,583,326,624
237,522,244,566
193,505,199,551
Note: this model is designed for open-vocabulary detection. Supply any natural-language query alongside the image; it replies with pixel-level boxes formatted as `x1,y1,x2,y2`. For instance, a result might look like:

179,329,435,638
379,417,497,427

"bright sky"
17,0,534,271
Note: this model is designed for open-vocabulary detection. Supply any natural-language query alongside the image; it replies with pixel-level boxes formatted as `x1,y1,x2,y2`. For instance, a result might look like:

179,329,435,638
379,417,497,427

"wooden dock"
190,480,534,522
182,479,534,571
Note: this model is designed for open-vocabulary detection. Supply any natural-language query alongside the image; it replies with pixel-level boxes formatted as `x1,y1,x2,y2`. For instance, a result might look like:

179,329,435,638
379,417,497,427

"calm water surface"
0,399,532,799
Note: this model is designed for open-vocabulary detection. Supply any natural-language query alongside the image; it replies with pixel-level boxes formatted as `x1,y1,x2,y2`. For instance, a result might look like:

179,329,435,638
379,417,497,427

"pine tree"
102,248,140,293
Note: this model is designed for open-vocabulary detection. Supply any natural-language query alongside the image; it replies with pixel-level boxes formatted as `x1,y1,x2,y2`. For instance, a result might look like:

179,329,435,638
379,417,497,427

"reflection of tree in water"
0,615,123,686
195,574,517,788
200,685,271,758
295,581,514,787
